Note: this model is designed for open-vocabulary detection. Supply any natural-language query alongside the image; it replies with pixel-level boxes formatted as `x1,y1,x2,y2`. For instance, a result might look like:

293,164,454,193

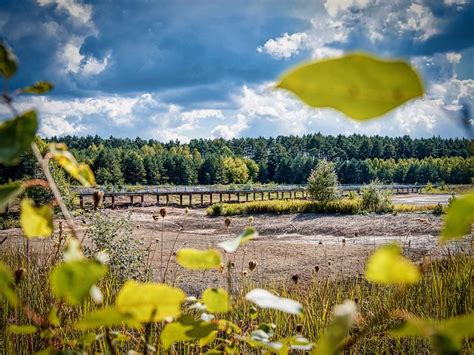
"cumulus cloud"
257,32,308,59
37,0,93,27
59,38,110,76
324,0,371,17
446,52,462,64
397,3,440,41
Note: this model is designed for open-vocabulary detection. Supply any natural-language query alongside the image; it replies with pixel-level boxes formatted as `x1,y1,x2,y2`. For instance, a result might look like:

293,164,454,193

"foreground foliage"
1,44,473,354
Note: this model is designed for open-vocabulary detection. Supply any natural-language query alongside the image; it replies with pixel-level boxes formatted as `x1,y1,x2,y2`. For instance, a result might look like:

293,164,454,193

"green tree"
307,159,339,203
122,152,146,185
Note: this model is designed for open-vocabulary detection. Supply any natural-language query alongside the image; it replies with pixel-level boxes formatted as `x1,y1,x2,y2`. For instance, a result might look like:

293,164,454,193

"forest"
1,134,471,186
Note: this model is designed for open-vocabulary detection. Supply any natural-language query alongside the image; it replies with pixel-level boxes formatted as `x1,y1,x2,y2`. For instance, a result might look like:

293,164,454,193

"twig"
30,142,79,240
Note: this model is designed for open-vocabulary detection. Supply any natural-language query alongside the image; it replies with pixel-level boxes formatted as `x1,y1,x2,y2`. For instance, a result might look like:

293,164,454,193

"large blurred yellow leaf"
202,288,230,313
161,316,217,350
0,261,19,307
441,191,474,243
277,53,423,120
176,248,221,270
0,111,38,165
365,243,420,285
20,198,53,238
116,281,186,323
50,145,95,187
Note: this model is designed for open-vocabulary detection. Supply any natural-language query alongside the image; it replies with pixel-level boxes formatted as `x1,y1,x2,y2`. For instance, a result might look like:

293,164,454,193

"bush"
361,180,394,213
84,212,149,283
433,203,444,215
307,160,339,204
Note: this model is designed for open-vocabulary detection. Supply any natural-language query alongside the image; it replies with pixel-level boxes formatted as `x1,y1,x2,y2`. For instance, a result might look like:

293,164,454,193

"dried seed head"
328,261,332,266
93,190,104,209
224,217,231,227
314,265,320,273
172,252,177,256
342,238,346,245
230,262,235,268
219,263,225,273
159,208,167,218
185,207,189,215
291,274,299,284
243,270,248,277
248,216,254,225
295,324,303,333
248,261,257,271
14,267,25,284
354,298,359,305
354,232,359,238
318,241,323,245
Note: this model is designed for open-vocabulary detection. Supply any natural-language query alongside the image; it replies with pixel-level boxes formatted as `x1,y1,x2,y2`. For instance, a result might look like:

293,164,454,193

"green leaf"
176,248,221,270
313,300,357,354
390,312,474,354
50,146,95,187
161,316,217,350
0,182,23,210
277,52,424,120
21,81,54,95
199,330,218,347
0,261,19,307
8,325,37,335
0,111,38,165
0,43,18,79
48,307,60,327
365,243,420,285
75,307,140,330
50,260,107,305
441,191,474,243
116,280,186,323
202,288,230,313
20,198,53,238
217,227,257,253
245,288,303,315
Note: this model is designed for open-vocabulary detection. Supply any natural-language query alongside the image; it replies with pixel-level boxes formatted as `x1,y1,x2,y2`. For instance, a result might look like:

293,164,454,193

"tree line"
0,134,471,186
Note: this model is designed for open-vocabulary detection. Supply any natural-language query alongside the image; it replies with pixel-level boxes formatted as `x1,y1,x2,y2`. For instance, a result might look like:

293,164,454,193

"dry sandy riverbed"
2,197,468,295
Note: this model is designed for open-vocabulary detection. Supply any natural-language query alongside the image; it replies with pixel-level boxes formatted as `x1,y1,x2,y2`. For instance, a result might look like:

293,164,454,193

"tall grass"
207,198,438,216
1,244,471,353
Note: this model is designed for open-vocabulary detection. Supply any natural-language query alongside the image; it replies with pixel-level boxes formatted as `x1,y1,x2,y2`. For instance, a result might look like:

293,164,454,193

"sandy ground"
2,195,469,295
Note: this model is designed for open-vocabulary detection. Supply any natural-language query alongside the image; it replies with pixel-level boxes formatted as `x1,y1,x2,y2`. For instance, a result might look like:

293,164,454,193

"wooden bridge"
77,184,428,209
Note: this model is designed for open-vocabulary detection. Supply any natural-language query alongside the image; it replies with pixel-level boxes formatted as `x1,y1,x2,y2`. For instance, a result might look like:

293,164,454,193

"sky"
0,0,473,141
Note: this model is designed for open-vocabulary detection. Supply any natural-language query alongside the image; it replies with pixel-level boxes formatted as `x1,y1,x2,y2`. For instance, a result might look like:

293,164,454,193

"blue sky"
0,0,473,141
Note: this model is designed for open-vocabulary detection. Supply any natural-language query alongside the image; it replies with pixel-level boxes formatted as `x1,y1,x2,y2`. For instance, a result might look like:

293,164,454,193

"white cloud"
324,0,371,17
211,113,249,139
37,0,93,26
397,3,439,41
446,52,462,64
59,38,110,76
257,32,308,59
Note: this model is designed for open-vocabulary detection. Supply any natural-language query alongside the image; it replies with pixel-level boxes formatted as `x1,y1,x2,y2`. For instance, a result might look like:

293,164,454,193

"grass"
1,243,472,354
207,198,440,216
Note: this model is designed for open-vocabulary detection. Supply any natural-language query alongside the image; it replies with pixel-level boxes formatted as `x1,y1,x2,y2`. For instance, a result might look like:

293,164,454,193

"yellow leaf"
202,288,230,313
365,243,420,284
116,281,186,323
176,248,221,270
51,146,95,187
20,198,53,238
441,191,474,243
277,52,424,120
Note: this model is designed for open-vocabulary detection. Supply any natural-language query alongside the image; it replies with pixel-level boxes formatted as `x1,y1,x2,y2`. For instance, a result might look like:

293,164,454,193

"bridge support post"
237,193,240,203
268,192,271,200
253,192,256,200
166,195,169,205
200,194,203,205
246,193,249,202
189,194,192,207
140,195,144,207
156,195,160,206
179,195,183,206
130,196,133,206
79,196,84,209
210,193,213,204
111,195,115,208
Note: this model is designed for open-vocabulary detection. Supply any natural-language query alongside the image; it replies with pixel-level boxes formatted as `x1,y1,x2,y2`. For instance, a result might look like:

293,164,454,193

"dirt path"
1,206,468,295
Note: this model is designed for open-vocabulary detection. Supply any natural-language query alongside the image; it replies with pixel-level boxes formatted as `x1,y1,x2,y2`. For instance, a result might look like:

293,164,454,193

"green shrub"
361,180,394,213
433,203,444,215
84,212,150,283
307,159,339,203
